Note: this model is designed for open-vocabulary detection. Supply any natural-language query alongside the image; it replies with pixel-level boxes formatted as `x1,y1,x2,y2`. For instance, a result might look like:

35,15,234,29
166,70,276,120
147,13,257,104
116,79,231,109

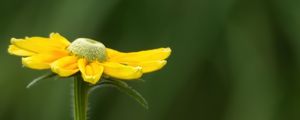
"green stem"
73,74,90,120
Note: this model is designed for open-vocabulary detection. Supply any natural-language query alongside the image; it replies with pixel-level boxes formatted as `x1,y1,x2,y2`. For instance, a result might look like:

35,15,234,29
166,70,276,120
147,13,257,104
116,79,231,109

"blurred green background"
1,0,300,120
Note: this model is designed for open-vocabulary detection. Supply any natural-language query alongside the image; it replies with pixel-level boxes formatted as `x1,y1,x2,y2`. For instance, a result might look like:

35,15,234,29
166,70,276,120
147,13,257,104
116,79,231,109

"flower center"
68,38,107,62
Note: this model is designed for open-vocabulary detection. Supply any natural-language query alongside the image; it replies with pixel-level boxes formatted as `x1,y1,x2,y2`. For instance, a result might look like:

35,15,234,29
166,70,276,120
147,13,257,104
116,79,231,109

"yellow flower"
8,33,171,84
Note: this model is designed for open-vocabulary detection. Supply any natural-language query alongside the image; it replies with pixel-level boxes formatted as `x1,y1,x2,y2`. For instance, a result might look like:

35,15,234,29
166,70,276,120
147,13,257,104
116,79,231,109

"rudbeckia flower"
8,33,171,84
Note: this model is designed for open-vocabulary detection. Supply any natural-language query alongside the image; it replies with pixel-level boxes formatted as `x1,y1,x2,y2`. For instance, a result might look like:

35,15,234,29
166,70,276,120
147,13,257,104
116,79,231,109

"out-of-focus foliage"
1,0,300,120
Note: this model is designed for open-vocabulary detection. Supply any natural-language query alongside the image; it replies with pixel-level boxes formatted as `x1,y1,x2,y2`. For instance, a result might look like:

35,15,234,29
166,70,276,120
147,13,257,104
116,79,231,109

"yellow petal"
50,33,70,47
51,56,79,77
102,62,143,80
107,48,170,74
130,60,167,73
8,45,35,56
11,33,70,54
78,59,104,84
22,50,69,70
106,48,122,59
108,47,171,62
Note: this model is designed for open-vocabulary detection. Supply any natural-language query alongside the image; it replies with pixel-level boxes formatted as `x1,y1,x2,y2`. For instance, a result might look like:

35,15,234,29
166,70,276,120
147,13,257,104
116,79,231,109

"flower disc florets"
68,38,107,62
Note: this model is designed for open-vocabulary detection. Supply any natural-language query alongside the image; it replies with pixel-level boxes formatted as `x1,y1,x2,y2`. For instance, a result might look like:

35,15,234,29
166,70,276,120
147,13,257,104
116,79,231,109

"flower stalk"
73,74,90,120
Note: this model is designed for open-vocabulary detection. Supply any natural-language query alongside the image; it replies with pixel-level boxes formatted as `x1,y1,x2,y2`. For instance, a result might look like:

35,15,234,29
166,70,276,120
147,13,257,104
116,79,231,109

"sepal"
26,72,57,88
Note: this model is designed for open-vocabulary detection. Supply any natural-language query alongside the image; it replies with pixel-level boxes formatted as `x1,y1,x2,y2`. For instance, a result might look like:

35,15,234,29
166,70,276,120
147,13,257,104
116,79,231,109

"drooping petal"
78,59,104,84
102,62,143,80
10,33,70,54
22,50,69,70
107,47,171,62
8,45,35,56
129,60,167,73
51,56,79,77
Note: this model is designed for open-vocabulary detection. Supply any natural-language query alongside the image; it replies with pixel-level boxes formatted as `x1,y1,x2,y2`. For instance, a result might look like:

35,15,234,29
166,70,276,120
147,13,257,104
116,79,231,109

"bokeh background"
1,0,300,120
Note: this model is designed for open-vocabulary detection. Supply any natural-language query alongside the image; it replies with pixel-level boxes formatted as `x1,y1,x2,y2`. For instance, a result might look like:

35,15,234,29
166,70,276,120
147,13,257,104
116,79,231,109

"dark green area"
1,0,300,120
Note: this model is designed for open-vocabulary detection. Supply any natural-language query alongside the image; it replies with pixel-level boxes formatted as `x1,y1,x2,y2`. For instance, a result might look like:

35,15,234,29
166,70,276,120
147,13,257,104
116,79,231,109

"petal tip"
160,60,167,65
164,47,171,51
10,38,18,44
50,32,59,37
82,76,99,84
164,47,172,55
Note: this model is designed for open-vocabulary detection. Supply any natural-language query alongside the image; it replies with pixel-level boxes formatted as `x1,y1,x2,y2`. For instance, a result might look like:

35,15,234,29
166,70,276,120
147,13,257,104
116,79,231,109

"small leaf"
26,72,57,88
94,79,149,109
